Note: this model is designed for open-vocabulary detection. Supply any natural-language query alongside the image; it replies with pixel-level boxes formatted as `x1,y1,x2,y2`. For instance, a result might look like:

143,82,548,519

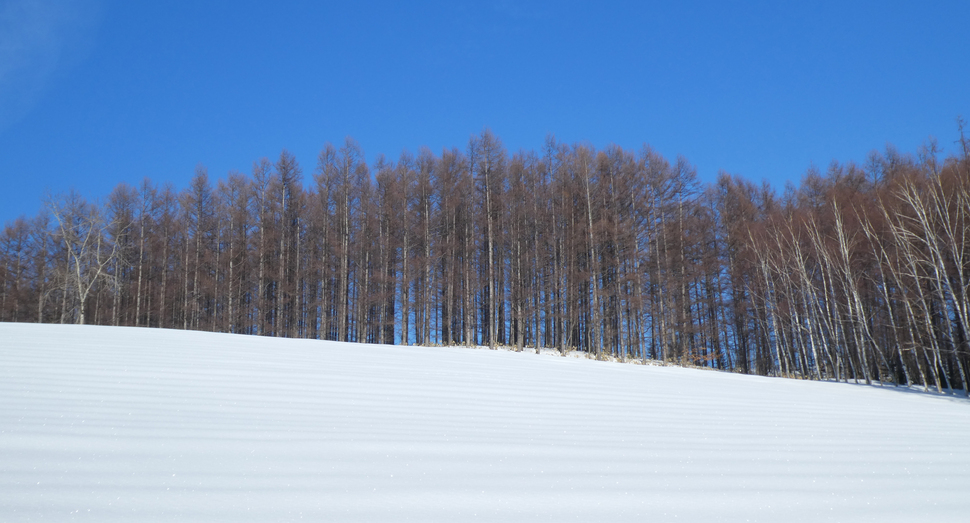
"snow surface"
1,322,968,522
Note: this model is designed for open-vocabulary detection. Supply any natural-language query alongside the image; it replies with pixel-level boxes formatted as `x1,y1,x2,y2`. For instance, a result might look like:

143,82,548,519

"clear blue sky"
2,0,968,223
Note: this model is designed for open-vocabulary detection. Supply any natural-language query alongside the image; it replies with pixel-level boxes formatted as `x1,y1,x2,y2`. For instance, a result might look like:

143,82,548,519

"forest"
2,130,969,394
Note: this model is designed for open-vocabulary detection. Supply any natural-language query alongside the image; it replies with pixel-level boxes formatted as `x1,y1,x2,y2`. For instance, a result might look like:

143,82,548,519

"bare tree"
46,191,125,325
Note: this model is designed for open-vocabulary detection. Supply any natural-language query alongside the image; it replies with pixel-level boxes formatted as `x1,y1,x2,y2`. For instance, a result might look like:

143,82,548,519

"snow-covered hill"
1,323,968,522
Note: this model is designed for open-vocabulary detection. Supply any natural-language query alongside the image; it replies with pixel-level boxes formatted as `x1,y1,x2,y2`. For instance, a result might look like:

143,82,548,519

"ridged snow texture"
1,322,968,522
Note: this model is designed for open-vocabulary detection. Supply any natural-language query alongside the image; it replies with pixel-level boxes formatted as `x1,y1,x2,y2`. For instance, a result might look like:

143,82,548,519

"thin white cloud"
0,0,100,132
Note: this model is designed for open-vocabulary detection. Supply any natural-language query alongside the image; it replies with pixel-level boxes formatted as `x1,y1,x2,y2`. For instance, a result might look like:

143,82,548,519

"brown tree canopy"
3,132,969,394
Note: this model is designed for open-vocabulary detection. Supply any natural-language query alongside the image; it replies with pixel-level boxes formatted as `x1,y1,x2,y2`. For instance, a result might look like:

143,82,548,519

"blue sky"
1,0,968,223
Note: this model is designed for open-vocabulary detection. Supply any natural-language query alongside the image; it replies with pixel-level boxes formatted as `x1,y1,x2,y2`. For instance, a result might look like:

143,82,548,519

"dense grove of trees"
3,130,970,393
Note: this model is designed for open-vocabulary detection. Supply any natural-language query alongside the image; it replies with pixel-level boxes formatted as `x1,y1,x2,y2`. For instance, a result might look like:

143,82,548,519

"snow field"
1,322,968,522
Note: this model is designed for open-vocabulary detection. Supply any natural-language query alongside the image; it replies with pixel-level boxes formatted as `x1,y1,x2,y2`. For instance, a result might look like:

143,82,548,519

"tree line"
2,129,969,393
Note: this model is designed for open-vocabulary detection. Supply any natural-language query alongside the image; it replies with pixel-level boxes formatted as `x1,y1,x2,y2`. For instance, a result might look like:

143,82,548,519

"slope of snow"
1,322,968,522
